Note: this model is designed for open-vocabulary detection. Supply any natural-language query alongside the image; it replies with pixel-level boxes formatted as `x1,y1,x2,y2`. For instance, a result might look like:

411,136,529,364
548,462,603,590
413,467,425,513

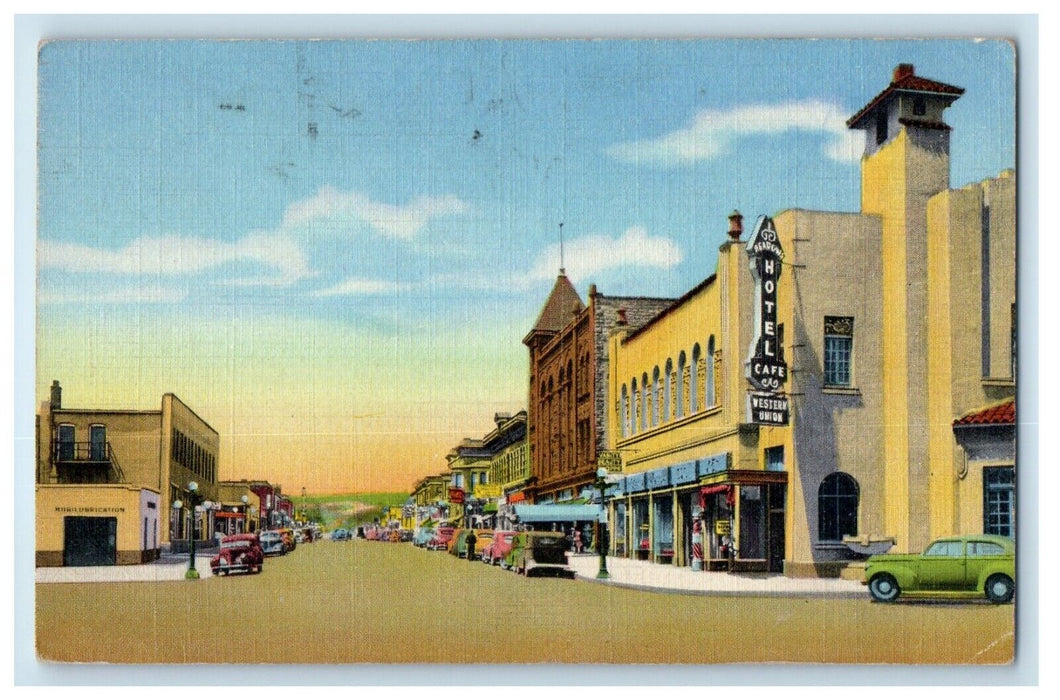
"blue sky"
36,38,1016,491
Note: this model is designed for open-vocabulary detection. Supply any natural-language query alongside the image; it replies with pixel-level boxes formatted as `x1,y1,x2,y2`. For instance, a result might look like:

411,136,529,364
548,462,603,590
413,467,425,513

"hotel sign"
746,215,789,425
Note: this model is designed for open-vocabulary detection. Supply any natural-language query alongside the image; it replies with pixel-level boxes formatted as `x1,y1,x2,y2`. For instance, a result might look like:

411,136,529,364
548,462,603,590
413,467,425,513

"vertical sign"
746,215,789,425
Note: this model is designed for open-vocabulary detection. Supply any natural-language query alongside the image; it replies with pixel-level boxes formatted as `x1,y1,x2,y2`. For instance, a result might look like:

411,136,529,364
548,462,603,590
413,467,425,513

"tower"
847,64,964,551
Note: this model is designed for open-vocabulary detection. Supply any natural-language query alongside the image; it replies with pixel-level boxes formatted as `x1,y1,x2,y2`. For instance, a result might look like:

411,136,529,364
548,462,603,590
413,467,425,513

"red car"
427,527,456,551
211,533,264,576
482,530,517,565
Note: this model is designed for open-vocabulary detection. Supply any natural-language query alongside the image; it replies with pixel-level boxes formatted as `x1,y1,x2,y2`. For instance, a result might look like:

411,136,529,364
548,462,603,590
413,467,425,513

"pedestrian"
465,530,477,562
573,529,582,554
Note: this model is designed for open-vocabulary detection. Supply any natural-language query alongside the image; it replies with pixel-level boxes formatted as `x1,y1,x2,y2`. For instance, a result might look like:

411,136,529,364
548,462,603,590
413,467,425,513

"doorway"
63,516,117,566
767,483,786,573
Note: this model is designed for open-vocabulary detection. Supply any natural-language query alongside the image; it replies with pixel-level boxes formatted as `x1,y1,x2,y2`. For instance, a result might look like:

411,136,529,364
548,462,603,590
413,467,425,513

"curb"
572,572,867,599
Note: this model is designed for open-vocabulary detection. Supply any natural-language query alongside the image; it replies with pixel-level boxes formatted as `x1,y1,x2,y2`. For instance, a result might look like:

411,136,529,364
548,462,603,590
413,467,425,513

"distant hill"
298,492,408,530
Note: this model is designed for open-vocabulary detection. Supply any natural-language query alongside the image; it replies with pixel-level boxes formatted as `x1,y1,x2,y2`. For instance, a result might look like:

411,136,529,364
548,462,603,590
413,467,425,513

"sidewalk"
566,553,866,598
35,554,216,583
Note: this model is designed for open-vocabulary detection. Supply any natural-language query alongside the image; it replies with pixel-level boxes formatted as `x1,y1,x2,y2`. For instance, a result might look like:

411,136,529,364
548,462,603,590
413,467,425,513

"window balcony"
52,441,126,483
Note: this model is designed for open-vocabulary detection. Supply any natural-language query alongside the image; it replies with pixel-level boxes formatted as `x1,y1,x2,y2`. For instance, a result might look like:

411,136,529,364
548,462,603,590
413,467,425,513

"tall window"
631,379,639,435
651,367,661,427
89,425,106,461
706,336,716,406
983,466,1015,538
690,345,701,413
641,373,649,432
664,358,673,422
676,352,686,418
824,316,854,387
818,472,859,541
57,424,75,461
620,385,629,438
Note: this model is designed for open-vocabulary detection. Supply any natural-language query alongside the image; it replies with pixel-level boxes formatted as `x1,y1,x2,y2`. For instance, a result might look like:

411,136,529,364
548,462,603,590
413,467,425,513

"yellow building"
445,438,492,526
216,482,262,534
36,381,221,565
604,64,1015,577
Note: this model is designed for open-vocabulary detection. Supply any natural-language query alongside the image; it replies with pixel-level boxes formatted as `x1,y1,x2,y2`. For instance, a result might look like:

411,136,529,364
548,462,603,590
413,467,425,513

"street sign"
448,488,465,504
745,216,788,393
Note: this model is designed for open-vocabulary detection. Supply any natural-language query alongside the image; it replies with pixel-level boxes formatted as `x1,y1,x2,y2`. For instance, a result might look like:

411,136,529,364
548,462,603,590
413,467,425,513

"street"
36,539,1015,664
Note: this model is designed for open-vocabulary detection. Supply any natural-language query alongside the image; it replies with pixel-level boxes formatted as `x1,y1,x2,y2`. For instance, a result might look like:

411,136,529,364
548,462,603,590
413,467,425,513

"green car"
863,534,1015,604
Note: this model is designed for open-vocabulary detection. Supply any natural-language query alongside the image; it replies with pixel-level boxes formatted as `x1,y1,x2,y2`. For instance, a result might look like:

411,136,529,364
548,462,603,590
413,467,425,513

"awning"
214,512,244,519
512,504,604,523
701,485,731,496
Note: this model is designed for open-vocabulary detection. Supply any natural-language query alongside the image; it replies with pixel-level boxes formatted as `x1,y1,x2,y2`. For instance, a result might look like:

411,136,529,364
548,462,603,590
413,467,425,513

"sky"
35,38,1016,494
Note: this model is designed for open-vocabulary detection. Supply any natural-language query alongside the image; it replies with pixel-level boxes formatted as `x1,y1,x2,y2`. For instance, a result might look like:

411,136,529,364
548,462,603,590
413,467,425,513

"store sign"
597,450,623,473
745,216,788,393
448,488,465,504
473,484,501,499
715,520,732,536
747,392,790,426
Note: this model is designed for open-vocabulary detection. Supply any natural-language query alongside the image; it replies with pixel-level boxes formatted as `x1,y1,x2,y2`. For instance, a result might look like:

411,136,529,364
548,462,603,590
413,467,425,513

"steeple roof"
527,271,584,337
847,63,965,130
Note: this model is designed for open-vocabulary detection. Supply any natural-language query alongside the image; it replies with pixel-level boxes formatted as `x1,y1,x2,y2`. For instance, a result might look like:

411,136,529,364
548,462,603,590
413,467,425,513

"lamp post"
185,481,200,580
595,467,610,580
241,495,249,533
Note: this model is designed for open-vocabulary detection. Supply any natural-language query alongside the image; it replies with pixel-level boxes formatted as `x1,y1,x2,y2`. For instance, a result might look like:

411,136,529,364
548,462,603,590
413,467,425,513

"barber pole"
691,519,704,571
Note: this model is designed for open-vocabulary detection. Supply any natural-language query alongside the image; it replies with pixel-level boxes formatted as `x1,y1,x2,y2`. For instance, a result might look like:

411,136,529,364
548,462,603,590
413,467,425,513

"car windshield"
261,534,280,542
502,534,514,543
221,540,250,549
924,540,963,556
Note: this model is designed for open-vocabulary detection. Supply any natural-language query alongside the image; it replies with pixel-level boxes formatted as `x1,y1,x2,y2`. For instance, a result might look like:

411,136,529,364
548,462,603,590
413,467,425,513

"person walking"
465,530,477,562
573,529,583,554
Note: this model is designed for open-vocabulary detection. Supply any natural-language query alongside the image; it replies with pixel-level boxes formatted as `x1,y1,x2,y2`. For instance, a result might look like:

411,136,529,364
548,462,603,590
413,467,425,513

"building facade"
600,64,1015,577
36,381,221,565
524,272,674,504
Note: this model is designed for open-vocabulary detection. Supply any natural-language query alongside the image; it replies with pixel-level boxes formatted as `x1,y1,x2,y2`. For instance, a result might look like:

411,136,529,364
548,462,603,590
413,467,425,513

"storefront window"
653,495,674,559
703,490,733,560
633,499,649,557
614,501,627,556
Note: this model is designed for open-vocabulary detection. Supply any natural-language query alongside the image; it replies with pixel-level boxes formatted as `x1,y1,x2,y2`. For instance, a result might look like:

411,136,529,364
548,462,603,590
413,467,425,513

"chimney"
49,380,62,409
893,63,915,82
727,210,744,241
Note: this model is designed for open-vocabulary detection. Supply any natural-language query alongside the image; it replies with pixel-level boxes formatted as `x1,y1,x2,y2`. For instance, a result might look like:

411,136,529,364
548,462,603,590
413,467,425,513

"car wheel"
868,574,901,603
985,574,1014,604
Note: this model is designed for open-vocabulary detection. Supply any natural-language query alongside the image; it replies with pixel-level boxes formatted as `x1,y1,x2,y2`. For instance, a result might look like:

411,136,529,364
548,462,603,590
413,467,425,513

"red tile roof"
847,64,965,129
953,400,1015,427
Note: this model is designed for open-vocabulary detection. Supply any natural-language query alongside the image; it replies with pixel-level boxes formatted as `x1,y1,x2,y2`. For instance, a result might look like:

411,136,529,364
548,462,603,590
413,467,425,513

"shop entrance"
63,516,117,567
767,483,786,573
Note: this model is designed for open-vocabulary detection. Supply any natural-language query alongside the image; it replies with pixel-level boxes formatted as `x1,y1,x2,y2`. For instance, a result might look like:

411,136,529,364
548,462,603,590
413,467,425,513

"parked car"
260,530,286,556
509,531,575,578
414,528,435,547
448,529,468,556
400,529,414,542
277,528,296,552
427,527,456,551
389,529,402,543
863,534,1015,603
331,528,351,541
211,533,264,576
483,530,517,566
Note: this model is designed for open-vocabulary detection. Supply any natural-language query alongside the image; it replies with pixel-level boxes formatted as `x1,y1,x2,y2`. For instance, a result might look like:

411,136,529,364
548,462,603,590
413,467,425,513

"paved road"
35,539,1015,664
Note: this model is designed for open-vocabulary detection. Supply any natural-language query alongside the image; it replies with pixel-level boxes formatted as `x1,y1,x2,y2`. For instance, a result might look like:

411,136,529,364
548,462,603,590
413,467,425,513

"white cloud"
311,277,411,297
38,283,188,305
526,226,683,285
607,99,862,165
38,231,312,287
281,186,471,240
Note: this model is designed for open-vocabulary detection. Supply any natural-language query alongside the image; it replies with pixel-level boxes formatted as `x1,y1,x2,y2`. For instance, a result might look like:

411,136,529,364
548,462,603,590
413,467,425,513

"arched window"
631,378,639,435
620,384,629,438
818,472,859,541
650,367,660,427
664,358,674,422
676,351,686,418
690,344,701,413
641,372,650,432
706,335,716,407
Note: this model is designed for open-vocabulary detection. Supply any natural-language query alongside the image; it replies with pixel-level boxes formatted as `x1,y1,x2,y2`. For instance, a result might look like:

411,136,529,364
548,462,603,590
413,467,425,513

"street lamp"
241,495,249,533
185,481,200,580
595,467,610,580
